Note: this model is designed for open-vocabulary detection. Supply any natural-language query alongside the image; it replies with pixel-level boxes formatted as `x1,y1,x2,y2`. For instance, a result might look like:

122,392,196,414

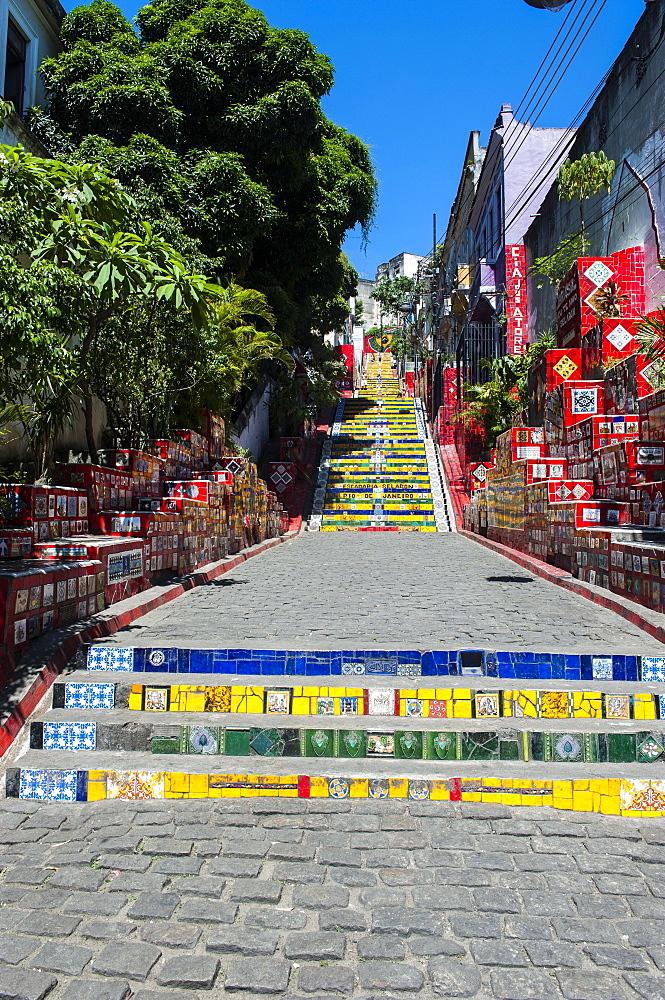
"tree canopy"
0,114,291,474
34,0,377,344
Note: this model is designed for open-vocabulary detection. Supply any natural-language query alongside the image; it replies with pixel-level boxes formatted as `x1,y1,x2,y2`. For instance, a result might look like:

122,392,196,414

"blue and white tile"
64,683,93,710
43,722,97,751
592,657,613,680
90,684,115,709
641,657,665,683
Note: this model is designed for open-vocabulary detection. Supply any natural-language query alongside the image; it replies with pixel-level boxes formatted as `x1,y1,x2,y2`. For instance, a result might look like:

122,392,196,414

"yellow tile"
435,689,452,700
279,787,298,797
480,792,501,803
398,702,407,718
417,689,436,699
303,686,319,696
429,780,450,800
389,778,408,798
168,773,190,794
246,695,264,714
128,693,142,711
521,795,544,807
590,780,609,794
87,781,107,801
641,704,656,720
350,779,369,798
452,689,472,700
500,793,522,805
346,688,364,698
291,697,309,715
607,779,621,796
231,685,245,695
292,687,303,696
309,776,329,797
553,781,572,799
518,692,538,718
185,692,206,713
573,791,593,812
230,696,244,713
453,703,472,719
462,791,481,802
554,798,574,811
189,774,209,796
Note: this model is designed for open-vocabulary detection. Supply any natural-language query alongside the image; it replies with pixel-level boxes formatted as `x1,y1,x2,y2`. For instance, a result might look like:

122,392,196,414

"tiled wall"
7,768,665,816
84,645,665,682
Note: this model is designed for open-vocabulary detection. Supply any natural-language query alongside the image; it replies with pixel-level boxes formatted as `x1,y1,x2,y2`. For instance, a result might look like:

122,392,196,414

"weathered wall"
231,378,273,461
525,1,665,338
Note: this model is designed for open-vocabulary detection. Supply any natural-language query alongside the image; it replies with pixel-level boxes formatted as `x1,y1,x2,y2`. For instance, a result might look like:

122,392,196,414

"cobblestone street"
105,533,665,653
1,796,665,1000
3,532,665,998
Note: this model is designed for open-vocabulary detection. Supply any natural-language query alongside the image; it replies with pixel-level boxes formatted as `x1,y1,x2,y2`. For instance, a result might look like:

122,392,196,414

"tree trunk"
81,382,98,464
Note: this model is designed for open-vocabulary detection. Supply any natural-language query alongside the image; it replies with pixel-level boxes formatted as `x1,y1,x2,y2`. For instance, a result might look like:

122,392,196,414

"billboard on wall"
505,245,527,355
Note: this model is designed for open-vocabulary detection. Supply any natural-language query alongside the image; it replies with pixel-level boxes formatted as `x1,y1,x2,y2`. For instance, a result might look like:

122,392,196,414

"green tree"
371,275,424,316
34,0,376,345
529,152,615,290
0,123,291,471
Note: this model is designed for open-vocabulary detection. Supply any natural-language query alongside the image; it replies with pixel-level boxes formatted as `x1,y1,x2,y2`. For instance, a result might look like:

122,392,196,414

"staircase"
6,644,665,817
309,355,450,532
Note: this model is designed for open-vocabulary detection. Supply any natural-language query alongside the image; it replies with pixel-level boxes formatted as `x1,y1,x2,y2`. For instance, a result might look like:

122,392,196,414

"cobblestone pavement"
104,533,665,653
1,797,665,1000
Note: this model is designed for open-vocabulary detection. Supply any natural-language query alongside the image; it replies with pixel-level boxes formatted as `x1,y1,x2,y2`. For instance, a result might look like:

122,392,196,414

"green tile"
607,733,637,764
151,737,180,755
395,730,423,759
460,731,499,761
427,732,456,760
224,728,251,756
529,732,545,761
304,728,335,758
498,739,520,761
338,729,367,758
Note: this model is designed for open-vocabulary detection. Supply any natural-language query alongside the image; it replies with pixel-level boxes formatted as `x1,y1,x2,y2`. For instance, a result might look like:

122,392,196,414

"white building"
0,0,64,150
375,252,423,282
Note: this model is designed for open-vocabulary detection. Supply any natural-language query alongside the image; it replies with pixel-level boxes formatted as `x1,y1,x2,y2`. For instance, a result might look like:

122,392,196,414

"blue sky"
63,0,646,279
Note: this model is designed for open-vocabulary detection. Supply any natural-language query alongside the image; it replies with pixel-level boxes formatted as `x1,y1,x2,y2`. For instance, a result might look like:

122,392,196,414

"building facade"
438,105,574,390
0,0,64,150
524,0,665,338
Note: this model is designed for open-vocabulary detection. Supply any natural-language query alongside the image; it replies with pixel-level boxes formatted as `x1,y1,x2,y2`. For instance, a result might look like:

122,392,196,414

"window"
4,18,28,114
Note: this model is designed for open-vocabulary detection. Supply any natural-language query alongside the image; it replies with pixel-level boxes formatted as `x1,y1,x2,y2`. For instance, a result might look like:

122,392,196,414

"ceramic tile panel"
80,645,659,683
19,769,83,801
43,722,96,751
8,765,665,814
64,682,115,710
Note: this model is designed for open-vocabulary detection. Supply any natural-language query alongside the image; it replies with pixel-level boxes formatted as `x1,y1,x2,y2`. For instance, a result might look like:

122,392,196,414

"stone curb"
457,528,665,646
0,530,299,760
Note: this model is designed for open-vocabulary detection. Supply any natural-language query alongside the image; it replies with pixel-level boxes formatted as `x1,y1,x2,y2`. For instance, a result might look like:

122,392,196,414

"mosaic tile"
538,691,571,719
403,698,423,718
317,697,335,715
620,779,665,811
460,732,499,761
367,731,395,757
328,777,350,798
19,769,80,801
395,730,423,759
592,657,613,680
43,722,96,752
641,657,665,683
605,694,631,720
367,690,395,716
266,690,290,714
475,693,500,718
63,683,113,711
186,725,220,755
408,779,430,800
638,734,664,763
145,687,170,712
428,731,456,760
87,647,133,672
339,729,366,758
368,778,389,798
547,733,584,763
106,771,165,800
